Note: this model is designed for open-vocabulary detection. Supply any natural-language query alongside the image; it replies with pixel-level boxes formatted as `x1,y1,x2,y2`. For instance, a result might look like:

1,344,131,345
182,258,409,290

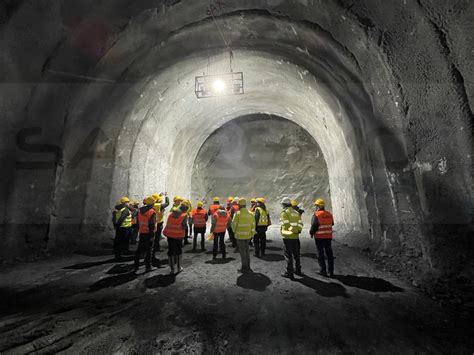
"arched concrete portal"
104,50,368,240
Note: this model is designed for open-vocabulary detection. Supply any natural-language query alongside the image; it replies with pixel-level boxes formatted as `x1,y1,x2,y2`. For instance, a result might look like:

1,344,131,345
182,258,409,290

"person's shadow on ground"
144,274,176,288
259,254,285,262
334,275,403,292
106,264,136,274
89,272,137,292
296,275,349,298
237,272,272,291
205,257,236,265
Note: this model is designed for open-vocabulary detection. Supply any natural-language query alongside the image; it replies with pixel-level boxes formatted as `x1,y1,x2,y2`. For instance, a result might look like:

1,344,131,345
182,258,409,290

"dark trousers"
193,227,206,250
134,233,153,269
152,222,163,257
131,224,138,245
114,227,131,260
315,238,334,274
283,239,301,275
227,226,236,247
213,232,226,257
254,227,267,256
167,237,183,257
184,226,190,244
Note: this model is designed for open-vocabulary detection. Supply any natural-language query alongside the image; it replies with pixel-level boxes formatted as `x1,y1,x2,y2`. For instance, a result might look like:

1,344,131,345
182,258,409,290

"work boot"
213,255,217,260
145,266,153,273
281,272,294,280
168,257,175,275
222,253,226,259
176,255,184,273
295,268,303,276
319,271,328,277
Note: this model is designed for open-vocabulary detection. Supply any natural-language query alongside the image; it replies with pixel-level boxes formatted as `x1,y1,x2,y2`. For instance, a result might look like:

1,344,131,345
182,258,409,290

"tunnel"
0,0,472,353
191,114,331,224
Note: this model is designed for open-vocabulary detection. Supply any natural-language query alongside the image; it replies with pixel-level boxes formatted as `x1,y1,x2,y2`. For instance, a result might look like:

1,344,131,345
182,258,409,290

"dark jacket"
294,206,305,215
160,196,170,211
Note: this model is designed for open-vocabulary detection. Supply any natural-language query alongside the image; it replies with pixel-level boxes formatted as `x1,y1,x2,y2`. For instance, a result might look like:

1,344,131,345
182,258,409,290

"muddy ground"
0,227,472,354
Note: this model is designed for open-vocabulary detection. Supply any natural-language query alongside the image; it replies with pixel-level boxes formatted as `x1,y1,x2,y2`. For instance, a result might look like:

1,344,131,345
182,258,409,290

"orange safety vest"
138,208,156,234
314,210,334,239
213,212,229,233
163,213,187,239
191,208,207,228
209,204,219,215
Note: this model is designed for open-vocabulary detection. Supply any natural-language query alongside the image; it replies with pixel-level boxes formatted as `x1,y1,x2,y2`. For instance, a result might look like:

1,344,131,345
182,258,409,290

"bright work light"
195,72,244,99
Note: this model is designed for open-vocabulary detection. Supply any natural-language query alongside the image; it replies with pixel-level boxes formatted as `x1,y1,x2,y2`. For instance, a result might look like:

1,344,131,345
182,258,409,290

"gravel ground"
0,227,472,354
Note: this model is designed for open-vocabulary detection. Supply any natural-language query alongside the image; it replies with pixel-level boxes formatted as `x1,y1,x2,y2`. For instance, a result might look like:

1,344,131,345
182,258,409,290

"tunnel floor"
0,228,472,354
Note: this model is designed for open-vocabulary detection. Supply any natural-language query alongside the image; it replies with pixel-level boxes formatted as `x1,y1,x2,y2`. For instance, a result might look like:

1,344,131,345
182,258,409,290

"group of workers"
112,193,334,279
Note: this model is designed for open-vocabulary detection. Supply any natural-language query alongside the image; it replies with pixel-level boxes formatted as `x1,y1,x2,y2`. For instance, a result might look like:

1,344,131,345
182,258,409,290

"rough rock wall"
191,115,330,224
0,0,471,287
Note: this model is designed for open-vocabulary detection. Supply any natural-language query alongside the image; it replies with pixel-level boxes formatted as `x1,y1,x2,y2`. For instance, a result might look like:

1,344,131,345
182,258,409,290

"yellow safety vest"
280,207,303,239
255,207,269,226
115,207,132,228
153,203,164,223
231,208,255,240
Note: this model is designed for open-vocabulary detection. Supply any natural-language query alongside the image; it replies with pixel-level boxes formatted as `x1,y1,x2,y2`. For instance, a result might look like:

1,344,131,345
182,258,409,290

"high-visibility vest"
153,203,164,223
255,206,269,226
191,208,207,228
138,208,156,234
163,213,187,239
208,204,219,215
115,208,132,228
213,212,228,233
232,208,255,240
280,207,303,239
314,210,334,239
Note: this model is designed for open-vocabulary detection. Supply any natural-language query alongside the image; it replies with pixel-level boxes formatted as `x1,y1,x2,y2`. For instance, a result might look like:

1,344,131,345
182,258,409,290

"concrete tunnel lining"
98,50,369,240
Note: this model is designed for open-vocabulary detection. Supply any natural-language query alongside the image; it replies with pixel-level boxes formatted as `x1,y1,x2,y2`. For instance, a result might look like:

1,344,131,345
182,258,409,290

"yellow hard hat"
144,196,155,205
156,195,163,202
256,197,265,203
238,198,247,206
227,196,234,202
119,196,130,204
173,196,182,203
197,201,204,207
250,198,256,203
291,200,298,207
213,196,220,202
314,198,325,206
151,193,160,201
182,199,192,208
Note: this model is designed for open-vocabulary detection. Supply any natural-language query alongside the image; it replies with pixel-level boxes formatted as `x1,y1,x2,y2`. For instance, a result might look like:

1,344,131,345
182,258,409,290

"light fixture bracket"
194,72,244,99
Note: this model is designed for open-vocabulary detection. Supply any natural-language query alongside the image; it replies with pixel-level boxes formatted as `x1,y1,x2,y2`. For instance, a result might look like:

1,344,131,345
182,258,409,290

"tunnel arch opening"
190,114,331,224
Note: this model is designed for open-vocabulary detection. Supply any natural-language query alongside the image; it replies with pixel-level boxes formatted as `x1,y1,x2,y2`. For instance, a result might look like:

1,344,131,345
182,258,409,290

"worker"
232,198,256,273
280,197,304,279
291,200,305,216
151,193,170,264
130,201,140,245
134,196,157,273
310,199,335,277
227,197,240,247
211,204,229,259
254,197,271,257
112,196,133,261
250,198,257,212
208,196,220,216
170,196,183,213
182,199,192,245
190,201,208,251
163,203,189,274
